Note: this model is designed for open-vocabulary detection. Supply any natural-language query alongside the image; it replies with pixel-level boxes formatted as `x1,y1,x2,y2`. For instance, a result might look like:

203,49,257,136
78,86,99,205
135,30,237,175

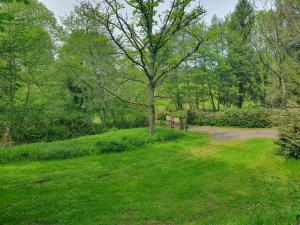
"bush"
45,111,103,141
0,106,102,145
104,114,148,130
277,113,300,159
152,128,183,142
0,104,150,146
187,109,277,128
0,105,149,145
0,127,184,163
0,106,47,144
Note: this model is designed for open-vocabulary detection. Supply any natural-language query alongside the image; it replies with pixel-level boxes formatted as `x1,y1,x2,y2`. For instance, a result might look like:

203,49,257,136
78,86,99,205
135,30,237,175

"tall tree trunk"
8,7,15,108
279,76,287,107
237,81,244,108
174,73,183,110
195,92,199,110
217,91,221,111
188,98,193,110
149,84,156,134
187,81,194,110
261,72,268,107
208,85,216,112
176,92,183,111
201,96,206,111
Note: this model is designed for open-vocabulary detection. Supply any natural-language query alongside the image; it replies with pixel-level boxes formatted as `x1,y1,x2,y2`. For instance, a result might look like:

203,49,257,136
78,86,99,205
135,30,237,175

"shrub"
277,113,300,159
46,111,101,141
0,106,47,144
0,106,101,144
0,105,148,145
153,128,183,142
187,109,277,128
105,114,148,130
157,113,167,121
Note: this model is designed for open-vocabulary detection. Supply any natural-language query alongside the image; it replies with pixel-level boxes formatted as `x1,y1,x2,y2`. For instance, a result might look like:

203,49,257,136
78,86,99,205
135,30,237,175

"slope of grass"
0,127,183,164
0,129,299,225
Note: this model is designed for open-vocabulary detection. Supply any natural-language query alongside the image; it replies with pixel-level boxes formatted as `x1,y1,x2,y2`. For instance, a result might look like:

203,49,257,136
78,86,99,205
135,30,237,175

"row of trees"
0,0,299,137
162,0,299,113
0,0,55,107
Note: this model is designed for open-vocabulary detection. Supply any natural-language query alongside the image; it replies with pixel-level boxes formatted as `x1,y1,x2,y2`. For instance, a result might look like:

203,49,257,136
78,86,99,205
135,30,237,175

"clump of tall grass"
0,127,184,164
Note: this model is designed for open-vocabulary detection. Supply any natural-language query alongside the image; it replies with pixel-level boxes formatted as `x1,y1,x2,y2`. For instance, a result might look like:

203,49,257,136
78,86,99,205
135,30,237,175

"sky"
39,0,269,23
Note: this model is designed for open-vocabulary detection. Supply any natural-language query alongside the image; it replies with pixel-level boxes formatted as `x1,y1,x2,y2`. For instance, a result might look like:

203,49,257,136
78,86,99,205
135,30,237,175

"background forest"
0,0,299,155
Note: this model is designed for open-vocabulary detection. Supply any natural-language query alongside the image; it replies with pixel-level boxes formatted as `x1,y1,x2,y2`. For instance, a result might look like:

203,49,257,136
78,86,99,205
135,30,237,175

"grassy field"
0,129,300,225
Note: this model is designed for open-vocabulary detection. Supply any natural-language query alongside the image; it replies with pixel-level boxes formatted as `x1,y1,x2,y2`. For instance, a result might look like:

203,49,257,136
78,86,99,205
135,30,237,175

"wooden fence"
166,116,188,131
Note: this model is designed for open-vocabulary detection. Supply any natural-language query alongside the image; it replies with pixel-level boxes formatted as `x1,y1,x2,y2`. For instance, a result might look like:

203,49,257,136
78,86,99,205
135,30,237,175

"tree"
271,0,300,106
0,0,56,107
227,0,262,108
254,0,300,107
61,6,117,116
83,0,205,134
56,4,148,126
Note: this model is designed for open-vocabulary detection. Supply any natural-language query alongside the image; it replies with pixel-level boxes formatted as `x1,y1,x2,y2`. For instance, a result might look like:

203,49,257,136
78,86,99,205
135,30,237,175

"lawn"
0,129,299,225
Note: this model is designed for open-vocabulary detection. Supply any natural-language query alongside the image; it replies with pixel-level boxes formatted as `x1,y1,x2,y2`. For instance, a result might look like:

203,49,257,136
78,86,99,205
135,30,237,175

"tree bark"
217,89,221,111
237,81,244,108
195,92,199,110
201,96,206,111
279,76,287,107
176,92,183,111
149,84,156,134
8,8,15,108
208,86,216,112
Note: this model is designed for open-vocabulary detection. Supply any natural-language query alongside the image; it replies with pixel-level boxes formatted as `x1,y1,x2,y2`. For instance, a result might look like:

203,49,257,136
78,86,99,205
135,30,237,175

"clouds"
40,0,76,20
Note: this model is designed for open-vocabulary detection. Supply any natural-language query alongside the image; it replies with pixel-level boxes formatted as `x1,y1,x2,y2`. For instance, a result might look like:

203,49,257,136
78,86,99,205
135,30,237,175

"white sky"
39,0,270,23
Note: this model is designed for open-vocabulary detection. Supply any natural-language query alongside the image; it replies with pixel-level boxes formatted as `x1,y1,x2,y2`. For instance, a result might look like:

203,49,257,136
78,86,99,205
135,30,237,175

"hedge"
187,109,280,128
0,106,148,145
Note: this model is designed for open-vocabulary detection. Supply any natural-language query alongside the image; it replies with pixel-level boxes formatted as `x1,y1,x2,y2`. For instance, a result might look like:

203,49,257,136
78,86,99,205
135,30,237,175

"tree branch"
99,83,148,107
154,32,203,86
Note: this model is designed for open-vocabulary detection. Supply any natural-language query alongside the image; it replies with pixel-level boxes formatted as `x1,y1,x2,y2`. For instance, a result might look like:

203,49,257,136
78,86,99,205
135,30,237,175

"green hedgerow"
187,109,278,128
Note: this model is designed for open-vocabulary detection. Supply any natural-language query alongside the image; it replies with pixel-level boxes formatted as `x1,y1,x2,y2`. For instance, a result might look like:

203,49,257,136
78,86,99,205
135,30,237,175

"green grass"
0,127,183,164
0,129,300,225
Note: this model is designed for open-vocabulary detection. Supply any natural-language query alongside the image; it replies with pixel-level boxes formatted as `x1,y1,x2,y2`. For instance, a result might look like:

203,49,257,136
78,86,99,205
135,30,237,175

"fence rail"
166,116,188,131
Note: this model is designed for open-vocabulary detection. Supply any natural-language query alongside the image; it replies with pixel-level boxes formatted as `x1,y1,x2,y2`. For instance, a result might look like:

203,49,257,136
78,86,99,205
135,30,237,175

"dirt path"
189,126,279,141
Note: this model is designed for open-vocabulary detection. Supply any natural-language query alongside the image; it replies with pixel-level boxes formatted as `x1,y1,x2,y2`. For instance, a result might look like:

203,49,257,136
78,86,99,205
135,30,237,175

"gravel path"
189,126,279,141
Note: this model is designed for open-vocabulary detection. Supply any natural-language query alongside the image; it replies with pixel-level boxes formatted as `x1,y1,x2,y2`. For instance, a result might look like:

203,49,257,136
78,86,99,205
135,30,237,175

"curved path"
189,126,279,141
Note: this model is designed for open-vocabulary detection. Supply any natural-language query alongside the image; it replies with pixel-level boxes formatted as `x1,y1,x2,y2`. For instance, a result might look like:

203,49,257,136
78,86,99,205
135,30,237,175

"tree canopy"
0,0,299,141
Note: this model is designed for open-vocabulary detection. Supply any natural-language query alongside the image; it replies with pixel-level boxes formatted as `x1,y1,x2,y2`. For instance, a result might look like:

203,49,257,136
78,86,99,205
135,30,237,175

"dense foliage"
277,114,300,158
0,0,149,145
0,0,298,151
0,0,299,224
187,109,276,128
0,106,148,145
